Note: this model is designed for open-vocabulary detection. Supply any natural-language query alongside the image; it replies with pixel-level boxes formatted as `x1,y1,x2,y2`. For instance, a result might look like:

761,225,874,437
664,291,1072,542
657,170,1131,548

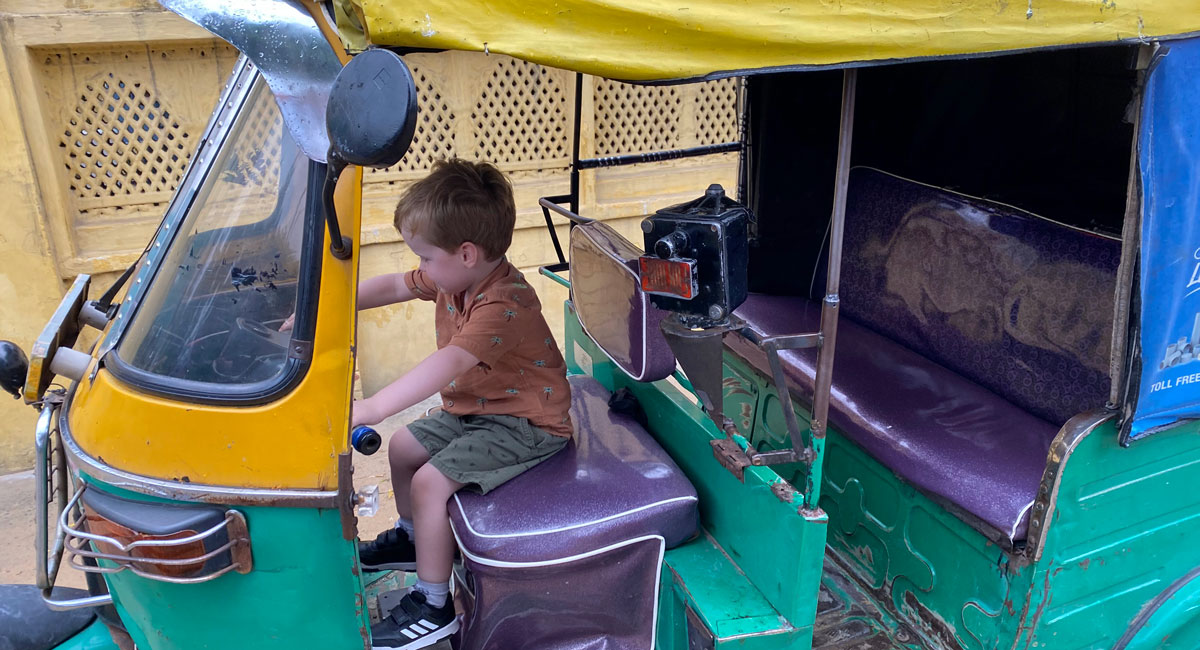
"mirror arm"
323,154,352,260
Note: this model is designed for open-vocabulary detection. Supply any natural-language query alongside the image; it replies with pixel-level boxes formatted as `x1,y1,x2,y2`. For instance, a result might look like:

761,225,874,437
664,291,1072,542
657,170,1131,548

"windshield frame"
101,60,325,405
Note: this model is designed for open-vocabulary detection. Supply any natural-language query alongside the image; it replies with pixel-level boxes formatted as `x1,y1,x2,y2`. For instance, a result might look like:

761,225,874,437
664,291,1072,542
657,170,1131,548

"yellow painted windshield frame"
66,170,362,491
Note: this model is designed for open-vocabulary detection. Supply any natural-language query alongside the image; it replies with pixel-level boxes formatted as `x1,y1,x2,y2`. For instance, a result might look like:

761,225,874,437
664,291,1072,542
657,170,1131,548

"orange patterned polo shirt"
404,260,573,437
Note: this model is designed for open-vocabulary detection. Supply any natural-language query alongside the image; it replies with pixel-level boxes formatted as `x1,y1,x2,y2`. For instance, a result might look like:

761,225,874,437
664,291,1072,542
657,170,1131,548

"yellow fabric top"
336,0,1200,81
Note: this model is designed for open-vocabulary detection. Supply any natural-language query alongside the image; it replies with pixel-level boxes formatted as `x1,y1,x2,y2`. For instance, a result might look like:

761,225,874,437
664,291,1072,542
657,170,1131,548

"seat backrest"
839,167,1121,425
569,221,676,382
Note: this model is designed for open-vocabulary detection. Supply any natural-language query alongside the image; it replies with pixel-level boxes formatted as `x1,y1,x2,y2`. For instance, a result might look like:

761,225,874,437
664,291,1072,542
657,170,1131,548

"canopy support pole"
805,68,856,510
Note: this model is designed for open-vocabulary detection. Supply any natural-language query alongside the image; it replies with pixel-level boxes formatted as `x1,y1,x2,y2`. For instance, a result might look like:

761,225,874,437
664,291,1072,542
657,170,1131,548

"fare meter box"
639,184,750,324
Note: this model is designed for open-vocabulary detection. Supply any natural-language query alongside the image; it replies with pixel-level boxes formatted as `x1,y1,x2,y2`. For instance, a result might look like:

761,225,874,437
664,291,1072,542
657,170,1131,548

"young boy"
353,159,573,649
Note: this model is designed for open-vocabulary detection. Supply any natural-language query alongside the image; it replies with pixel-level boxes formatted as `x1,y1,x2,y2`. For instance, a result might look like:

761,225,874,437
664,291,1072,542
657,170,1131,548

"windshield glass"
117,78,310,387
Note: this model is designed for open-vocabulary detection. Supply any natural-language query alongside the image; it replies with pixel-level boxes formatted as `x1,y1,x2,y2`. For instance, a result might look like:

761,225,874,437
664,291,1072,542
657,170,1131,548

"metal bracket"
733,326,822,468
287,338,314,362
660,315,742,422
710,437,750,482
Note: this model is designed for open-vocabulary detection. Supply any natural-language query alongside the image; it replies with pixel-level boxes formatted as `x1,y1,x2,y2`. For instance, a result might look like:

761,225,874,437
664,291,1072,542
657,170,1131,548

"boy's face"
404,229,478,294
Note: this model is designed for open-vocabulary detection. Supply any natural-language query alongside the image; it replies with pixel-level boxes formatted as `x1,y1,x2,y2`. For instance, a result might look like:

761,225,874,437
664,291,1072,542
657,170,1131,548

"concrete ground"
0,396,440,592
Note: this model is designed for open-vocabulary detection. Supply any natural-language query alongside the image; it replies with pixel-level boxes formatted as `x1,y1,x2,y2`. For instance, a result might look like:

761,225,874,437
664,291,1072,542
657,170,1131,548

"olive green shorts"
408,410,569,494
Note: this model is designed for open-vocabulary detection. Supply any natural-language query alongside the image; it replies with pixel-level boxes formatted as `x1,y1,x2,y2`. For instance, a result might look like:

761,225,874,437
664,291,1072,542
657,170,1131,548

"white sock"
394,517,414,538
413,578,450,608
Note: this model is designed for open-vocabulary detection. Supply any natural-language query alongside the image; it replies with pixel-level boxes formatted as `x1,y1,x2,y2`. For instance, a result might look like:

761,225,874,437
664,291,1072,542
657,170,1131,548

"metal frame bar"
1110,45,1154,432
576,142,742,170
540,72,746,269
718,70,856,508
803,69,857,509
35,398,114,611
35,399,66,591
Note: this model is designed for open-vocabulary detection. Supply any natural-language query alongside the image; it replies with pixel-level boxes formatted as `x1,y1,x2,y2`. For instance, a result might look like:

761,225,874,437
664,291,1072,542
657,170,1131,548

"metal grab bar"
58,485,253,585
575,141,742,170
35,399,67,591
34,397,111,611
538,196,597,268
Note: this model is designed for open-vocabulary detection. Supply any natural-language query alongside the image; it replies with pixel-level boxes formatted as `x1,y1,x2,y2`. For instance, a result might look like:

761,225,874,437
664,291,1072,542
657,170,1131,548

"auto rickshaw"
5,0,1200,649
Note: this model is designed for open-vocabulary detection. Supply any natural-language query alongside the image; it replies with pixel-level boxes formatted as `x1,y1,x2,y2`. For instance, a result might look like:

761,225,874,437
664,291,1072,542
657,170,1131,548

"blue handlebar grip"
351,425,382,455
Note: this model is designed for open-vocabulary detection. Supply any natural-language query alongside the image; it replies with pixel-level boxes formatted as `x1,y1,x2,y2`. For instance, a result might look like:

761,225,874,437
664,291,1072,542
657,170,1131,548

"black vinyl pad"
0,585,96,650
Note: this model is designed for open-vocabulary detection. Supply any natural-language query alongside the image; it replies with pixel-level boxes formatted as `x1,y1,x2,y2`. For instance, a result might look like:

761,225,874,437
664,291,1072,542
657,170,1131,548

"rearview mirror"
0,341,28,399
322,49,419,259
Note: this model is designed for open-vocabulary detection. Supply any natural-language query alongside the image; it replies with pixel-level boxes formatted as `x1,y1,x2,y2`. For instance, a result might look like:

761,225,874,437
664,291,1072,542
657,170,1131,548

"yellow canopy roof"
335,0,1200,81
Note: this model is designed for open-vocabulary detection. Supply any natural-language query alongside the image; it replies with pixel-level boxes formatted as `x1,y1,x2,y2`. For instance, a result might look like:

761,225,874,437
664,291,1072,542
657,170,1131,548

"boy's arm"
357,273,415,310
351,345,479,427
280,273,417,331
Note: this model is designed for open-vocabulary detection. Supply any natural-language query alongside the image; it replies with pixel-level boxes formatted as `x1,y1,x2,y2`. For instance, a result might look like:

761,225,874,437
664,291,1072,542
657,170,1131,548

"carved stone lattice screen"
364,54,573,195
36,42,238,265
33,44,737,265
470,57,571,178
594,77,739,156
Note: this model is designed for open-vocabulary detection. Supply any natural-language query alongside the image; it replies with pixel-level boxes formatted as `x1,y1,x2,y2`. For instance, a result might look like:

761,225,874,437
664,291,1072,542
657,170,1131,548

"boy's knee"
411,463,456,501
388,426,427,467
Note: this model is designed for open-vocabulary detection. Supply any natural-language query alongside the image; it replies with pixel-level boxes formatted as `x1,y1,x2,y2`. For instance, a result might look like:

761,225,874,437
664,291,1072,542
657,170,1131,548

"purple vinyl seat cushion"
450,374,698,563
839,168,1119,426
730,296,1056,542
728,168,1118,543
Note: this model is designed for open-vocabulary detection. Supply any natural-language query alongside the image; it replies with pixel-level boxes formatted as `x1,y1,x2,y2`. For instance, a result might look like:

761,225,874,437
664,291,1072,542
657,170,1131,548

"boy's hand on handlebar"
278,313,295,332
351,398,382,428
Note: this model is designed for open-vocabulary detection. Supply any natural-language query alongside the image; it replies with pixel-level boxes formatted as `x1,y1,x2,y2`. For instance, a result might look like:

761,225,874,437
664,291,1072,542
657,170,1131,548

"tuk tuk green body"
11,2,1200,650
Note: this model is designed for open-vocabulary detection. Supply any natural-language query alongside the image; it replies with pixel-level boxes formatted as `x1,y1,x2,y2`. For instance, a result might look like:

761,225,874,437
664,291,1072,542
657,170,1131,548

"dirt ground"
0,396,441,590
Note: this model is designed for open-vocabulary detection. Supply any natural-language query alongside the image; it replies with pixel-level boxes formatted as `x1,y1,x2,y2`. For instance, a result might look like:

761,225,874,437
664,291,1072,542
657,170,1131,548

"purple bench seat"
729,295,1056,541
728,168,1120,543
450,374,698,649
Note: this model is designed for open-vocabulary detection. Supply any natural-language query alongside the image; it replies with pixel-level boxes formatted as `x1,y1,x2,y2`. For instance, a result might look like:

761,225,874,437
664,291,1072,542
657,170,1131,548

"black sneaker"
359,528,417,572
370,590,459,649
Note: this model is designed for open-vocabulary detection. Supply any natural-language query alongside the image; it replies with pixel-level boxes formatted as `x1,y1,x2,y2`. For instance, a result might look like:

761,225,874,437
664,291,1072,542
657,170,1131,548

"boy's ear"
459,241,481,268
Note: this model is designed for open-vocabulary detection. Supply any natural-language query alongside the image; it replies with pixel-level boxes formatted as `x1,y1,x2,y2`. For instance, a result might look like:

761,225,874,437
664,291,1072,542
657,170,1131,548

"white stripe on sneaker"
400,629,417,640
417,620,438,631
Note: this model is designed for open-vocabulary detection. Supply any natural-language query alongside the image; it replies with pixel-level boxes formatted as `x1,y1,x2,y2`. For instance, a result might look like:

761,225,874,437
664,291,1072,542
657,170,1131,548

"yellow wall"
0,2,737,473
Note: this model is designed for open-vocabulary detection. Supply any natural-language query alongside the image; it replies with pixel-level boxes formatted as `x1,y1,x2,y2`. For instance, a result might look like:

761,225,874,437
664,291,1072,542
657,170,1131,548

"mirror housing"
0,341,29,399
322,49,419,259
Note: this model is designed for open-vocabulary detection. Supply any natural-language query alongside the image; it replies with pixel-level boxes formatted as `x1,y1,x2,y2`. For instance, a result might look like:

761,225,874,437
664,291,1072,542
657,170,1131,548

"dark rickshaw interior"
735,44,1138,546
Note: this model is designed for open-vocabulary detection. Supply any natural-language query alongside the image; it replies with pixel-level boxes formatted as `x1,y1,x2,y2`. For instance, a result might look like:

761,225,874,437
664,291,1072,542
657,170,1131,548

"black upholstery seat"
0,585,96,650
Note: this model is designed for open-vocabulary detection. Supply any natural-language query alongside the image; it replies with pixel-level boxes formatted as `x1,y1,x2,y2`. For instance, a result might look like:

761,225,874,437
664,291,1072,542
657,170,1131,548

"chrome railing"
35,398,253,610
60,486,253,585
34,397,110,610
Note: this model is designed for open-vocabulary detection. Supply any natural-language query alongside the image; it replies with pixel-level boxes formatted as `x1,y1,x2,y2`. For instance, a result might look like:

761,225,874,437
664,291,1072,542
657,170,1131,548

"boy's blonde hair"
393,159,515,261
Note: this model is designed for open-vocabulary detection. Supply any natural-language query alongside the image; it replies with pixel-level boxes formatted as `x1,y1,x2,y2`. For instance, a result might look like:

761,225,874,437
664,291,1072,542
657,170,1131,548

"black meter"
639,184,750,326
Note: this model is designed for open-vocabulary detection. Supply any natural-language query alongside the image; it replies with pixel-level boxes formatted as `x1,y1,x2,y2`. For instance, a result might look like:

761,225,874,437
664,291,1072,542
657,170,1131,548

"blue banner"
1128,37,1200,440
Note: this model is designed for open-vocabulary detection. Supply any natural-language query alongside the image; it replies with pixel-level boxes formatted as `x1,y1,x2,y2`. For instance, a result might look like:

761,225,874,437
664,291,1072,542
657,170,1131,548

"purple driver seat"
449,221,697,649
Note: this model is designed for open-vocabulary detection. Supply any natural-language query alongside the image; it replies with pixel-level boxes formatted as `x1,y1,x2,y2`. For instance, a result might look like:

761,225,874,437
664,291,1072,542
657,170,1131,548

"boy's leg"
410,463,464,586
369,463,463,649
388,425,432,519
358,426,432,572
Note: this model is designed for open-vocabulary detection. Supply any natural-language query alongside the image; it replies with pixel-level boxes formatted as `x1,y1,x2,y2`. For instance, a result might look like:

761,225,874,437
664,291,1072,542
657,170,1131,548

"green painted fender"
52,618,121,650
1118,566,1200,650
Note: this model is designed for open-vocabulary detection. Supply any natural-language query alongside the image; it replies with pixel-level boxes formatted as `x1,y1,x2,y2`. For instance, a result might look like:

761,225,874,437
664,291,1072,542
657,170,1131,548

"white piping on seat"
453,493,697,540
1011,500,1036,541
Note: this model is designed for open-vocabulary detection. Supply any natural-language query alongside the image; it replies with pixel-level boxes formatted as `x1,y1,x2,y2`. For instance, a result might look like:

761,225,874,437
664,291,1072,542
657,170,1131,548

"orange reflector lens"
639,256,696,300
83,505,207,578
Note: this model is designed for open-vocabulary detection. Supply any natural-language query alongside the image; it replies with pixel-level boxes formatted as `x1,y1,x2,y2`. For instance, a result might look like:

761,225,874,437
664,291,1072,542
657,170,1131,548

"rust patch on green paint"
850,543,875,567
770,478,796,503
902,590,960,649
